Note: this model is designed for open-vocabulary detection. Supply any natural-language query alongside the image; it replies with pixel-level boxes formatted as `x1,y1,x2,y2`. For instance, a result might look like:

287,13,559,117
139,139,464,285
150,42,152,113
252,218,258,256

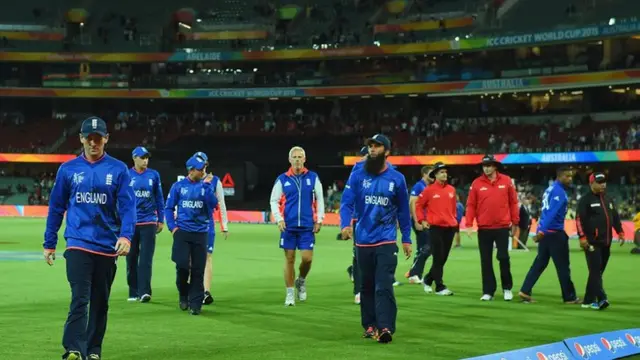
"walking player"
576,172,624,310
519,167,579,304
127,146,165,303
415,162,457,296
269,146,325,306
405,166,433,284
44,116,136,360
465,155,519,301
164,154,218,315
340,134,412,343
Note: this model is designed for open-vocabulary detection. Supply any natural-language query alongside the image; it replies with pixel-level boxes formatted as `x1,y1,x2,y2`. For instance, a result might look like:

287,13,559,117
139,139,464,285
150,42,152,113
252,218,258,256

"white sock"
286,287,294,295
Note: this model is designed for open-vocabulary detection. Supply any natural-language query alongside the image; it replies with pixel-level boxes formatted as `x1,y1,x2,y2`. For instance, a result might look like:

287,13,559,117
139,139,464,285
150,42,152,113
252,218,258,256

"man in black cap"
464,155,519,301
576,172,625,310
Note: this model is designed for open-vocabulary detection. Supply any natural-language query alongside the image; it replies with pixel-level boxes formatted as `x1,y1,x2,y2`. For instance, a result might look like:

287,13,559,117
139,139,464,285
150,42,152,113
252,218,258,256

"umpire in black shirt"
576,172,625,310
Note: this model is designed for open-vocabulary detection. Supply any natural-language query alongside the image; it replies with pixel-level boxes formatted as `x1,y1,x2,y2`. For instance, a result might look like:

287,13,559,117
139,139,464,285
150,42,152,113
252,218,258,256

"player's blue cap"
193,151,208,163
132,146,150,158
359,146,368,156
366,134,391,149
186,155,207,171
80,116,108,137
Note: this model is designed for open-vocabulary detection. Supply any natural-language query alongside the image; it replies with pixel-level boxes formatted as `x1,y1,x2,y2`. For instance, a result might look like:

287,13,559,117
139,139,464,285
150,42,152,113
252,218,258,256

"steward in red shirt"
464,155,520,301
415,162,457,296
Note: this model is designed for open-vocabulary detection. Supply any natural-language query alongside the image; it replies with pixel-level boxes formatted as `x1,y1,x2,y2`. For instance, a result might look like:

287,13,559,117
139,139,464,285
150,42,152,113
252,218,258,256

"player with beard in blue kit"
44,116,136,360
126,146,165,303
164,154,218,315
340,134,412,344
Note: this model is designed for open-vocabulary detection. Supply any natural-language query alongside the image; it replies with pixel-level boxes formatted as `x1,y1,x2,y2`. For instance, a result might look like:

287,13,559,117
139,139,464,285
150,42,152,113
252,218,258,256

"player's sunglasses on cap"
359,146,368,156
365,134,391,149
589,173,606,184
193,151,209,165
429,162,448,179
481,154,502,167
80,116,108,137
132,146,150,158
186,155,207,171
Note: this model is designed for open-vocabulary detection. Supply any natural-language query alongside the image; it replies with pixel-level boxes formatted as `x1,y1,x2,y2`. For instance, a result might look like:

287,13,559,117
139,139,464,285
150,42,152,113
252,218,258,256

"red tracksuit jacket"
416,181,457,227
465,172,519,229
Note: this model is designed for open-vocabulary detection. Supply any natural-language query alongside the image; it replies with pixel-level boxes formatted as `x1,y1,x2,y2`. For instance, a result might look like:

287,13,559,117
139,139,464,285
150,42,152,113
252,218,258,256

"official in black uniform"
576,172,625,310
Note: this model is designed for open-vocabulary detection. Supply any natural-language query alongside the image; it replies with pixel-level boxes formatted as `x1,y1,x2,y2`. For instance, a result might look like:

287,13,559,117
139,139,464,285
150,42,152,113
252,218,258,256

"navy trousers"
520,231,577,301
171,230,207,311
408,226,431,278
62,249,117,358
356,243,398,333
352,245,361,295
126,224,157,298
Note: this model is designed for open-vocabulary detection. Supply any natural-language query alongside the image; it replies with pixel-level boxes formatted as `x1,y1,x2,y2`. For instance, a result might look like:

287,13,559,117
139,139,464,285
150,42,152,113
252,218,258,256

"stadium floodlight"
609,17,616,26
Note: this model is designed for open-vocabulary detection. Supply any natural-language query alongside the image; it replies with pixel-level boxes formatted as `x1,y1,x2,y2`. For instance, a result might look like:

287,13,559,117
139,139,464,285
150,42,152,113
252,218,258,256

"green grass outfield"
0,218,637,360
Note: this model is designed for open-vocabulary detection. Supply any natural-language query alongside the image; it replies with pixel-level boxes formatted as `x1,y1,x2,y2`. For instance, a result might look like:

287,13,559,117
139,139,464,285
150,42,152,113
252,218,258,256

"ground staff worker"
415,162,457,296
339,134,412,344
465,155,519,301
576,172,625,310
518,167,579,304
44,116,136,360
405,166,433,284
164,154,218,315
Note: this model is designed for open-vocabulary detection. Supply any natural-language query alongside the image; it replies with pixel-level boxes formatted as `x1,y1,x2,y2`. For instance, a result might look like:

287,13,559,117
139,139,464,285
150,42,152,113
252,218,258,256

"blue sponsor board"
564,329,640,360
463,342,574,360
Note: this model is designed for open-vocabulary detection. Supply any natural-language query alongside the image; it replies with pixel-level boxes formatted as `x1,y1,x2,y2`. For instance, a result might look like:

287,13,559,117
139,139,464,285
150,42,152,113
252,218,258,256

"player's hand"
203,174,214,183
277,221,286,232
618,232,625,246
313,223,322,233
464,225,473,234
579,239,589,251
534,232,543,243
115,238,131,256
341,226,353,240
222,230,228,240
172,228,179,235
44,249,55,266
156,222,164,234
420,221,430,229
414,221,423,231
402,243,412,260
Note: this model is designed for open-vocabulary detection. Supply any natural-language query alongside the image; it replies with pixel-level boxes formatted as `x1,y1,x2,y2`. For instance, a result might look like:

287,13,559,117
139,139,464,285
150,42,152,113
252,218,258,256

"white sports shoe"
295,278,307,302
354,293,361,304
503,290,514,301
423,284,434,294
436,288,454,296
407,275,422,284
480,294,493,301
284,292,295,306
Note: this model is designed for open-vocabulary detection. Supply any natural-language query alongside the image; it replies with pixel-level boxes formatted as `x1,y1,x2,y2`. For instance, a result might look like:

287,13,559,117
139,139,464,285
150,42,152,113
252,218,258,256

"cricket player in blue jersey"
44,116,136,360
454,193,465,247
270,146,325,306
164,154,219,315
191,152,230,306
340,134,412,344
519,167,579,304
405,166,433,284
126,146,165,303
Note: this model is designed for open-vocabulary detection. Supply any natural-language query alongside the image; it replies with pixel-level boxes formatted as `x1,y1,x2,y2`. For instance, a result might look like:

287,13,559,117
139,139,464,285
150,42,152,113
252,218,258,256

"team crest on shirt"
306,178,311,186
181,187,188,196
149,179,153,186
362,178,372,189
129,179,135,187
388,182,394,192
73,172,84,185
201,188,205,196
105,173,113,185
449,192,454,198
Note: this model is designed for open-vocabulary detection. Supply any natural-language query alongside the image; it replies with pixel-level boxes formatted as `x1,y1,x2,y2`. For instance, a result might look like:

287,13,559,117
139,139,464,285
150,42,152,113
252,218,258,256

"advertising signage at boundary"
343,150,640,166
1,21,640,63
1,69,639,99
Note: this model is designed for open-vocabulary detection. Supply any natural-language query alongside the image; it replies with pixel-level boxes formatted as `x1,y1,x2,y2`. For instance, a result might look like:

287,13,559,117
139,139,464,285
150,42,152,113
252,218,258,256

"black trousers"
171,230,207,311
126,224,157,298
520,231,577,301
583,244,611,304
356,243,398,333
478,228,513,295
62,249,117,358
408,225,431,278
423,226,455,291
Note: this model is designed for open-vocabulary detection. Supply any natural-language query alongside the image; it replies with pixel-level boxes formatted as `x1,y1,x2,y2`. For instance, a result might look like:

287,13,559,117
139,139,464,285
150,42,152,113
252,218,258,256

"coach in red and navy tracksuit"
465,155,519,301
415,162,457,296
44,117,136,360
340,134,412,344
269,146,325,306
519,167,578,303
126,146,165,303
